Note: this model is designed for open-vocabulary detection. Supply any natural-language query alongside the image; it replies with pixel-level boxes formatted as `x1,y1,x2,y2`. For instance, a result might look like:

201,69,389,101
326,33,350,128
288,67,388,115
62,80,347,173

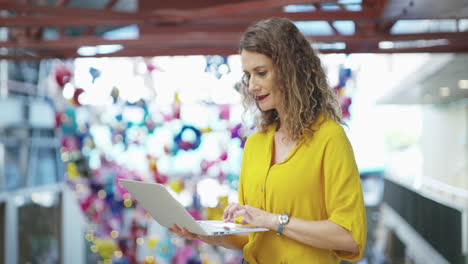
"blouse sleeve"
322,130,367,261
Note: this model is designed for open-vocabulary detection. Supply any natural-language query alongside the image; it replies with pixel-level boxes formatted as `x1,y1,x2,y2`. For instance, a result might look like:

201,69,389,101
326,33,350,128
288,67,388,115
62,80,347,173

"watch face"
279,214,288,224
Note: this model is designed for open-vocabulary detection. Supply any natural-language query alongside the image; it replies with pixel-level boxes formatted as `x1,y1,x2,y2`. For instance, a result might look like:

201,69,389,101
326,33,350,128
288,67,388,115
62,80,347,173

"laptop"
119,179,268,236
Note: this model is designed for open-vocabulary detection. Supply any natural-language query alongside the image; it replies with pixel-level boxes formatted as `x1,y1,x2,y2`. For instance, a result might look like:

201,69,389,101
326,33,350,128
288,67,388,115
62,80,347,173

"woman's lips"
256,94,270,101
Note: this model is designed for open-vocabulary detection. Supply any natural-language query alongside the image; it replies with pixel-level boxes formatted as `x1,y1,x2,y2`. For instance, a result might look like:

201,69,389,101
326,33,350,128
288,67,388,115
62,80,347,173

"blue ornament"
89,67,101,83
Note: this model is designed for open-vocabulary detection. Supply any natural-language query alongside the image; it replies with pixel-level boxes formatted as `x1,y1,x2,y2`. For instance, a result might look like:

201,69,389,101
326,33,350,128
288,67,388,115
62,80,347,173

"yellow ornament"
66,162,79,179
174,92,181,104
147,236,158,249
200,128,212,134
93,238,116,260
169,180,184,193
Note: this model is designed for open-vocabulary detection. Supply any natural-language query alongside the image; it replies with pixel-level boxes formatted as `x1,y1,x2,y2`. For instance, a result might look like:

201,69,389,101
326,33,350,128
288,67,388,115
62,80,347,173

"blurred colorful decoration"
59,107,78,136
173,245,197,264
55,70,250,263
334,66,353,120
111,87,120,104
173,125,202,153
71,88,85,106
93,238,117,260
230,123,247,148
155,232,175,263
205,55,230,79
55,64,72,87
169,179,185,193
147,236,158,249
219,104,230,120
89,67,101,83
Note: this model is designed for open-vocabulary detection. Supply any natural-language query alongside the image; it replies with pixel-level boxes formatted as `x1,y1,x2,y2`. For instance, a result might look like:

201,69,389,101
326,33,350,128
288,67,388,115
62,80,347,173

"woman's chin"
258,105,273,112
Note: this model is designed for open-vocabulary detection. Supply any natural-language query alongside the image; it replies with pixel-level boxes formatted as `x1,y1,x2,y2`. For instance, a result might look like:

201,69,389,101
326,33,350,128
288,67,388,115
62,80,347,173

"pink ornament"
115,175,130,197
154,171,168,184
201,160,216,173
173,245,195,264
218,171,226,183
219,104,230,120
219,151,228,161
188,208,203,221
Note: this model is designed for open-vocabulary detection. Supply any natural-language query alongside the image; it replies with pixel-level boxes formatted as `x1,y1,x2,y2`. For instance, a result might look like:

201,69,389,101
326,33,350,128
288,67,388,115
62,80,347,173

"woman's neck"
276,108,288,134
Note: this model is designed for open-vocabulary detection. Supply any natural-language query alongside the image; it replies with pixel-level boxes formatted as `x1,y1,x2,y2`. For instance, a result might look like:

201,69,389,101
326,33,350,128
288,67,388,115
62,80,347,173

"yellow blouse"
238,116,366,263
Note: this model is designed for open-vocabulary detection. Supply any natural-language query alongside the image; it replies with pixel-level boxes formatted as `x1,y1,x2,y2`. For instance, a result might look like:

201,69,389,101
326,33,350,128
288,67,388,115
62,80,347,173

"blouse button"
260,187,264,192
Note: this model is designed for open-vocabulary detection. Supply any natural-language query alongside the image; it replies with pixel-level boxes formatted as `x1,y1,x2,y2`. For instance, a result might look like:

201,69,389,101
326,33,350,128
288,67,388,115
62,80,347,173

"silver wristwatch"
276,212,290,235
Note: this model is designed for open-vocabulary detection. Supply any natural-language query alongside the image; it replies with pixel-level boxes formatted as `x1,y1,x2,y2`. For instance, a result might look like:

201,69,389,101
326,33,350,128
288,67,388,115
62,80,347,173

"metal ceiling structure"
0,0,468,60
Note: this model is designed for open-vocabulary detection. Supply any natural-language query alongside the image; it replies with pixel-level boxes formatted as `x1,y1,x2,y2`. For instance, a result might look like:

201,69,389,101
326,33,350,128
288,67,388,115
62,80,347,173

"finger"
225,204,244,221
233,209,247,220
223,203,238,219
172,224,182,233
182,228,197,240
171,224,185,237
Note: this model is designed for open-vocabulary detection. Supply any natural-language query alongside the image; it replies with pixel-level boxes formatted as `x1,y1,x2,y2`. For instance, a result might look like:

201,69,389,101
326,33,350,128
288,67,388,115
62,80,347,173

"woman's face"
241,50,281,112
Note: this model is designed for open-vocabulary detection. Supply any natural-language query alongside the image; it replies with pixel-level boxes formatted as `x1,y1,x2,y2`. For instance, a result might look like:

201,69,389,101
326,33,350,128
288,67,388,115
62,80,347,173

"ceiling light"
439,87,450,97
77,46,97,56
379,41,394,49
458,80,468,89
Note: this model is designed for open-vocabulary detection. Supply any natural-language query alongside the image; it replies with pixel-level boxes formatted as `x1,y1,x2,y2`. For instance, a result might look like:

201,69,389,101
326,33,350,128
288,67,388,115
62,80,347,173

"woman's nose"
248,77,258,93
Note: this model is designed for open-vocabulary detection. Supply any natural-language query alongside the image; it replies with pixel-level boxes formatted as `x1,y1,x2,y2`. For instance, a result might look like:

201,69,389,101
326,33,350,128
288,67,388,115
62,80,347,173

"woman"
170,17,366,263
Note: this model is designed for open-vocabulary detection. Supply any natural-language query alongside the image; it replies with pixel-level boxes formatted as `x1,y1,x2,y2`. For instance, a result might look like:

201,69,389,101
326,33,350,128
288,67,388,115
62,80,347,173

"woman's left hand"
169,224,225,246
224,203,277,229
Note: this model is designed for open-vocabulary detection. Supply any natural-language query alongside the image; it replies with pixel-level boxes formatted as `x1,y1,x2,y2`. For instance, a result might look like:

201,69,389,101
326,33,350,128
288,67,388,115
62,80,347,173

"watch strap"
276,212,289,235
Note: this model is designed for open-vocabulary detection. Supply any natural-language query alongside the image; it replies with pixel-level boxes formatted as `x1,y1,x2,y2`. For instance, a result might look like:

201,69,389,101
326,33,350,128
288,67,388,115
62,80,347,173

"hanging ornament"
230,124,247,148
71,88,85,106
146,63,156,72
55,64,72,87
66,162,80,180
219,104,230,120
89,67,101,83
338,66,352,88
93,238,117,260
111,87,120,104
169,179,184,193
173,125,202,153
205,55,230,79
339,96,352,119
155,232,175,263
173,245,196,264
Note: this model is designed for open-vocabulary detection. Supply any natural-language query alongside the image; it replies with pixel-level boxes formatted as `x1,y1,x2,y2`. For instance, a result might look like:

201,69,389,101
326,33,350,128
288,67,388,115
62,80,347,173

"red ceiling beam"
148,0,336,22
0,10,379,27
3,31,467,49
0,16,143,27
192,9,379,23
0,3,138,19
0,1,342,23
1,32,243,49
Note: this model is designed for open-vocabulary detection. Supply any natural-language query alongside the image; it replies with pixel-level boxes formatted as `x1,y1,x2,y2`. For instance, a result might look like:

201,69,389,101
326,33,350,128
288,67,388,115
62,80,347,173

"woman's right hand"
169,224,225,246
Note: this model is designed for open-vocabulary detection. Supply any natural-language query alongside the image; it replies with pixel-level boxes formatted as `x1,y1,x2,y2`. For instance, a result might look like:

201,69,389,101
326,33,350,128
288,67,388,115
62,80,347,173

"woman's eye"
258,71,267,76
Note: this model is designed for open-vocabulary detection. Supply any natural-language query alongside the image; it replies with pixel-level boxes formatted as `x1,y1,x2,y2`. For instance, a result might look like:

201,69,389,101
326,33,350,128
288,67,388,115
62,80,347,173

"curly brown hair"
239,17,343,141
